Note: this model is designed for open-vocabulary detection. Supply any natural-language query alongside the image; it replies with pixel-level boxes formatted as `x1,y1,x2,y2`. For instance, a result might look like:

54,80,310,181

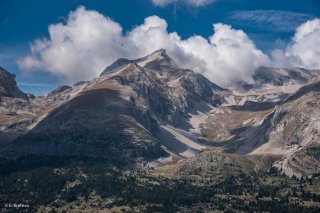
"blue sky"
0,0,319,95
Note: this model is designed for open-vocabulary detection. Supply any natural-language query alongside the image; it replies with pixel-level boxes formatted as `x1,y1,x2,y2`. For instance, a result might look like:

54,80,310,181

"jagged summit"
150,48,166,54
0,66,28,100
137,48,170,63
140,48,167,60
100,49,178,76
137,49,178,70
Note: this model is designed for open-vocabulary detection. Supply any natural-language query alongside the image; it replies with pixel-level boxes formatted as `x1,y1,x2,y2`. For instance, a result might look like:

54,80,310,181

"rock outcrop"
0,67,28,101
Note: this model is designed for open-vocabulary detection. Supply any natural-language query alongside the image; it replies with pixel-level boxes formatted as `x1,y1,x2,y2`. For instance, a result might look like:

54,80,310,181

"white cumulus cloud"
18,6,130,82
18,6,272,87
152,0,215,7
272,18,320,69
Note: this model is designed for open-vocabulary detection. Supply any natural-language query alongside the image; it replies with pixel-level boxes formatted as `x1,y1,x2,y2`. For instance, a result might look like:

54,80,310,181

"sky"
0,0,320,95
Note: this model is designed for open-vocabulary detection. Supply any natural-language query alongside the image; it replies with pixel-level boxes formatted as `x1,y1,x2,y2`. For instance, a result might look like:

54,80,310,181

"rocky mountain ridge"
0,50,226,165
0,49,319,178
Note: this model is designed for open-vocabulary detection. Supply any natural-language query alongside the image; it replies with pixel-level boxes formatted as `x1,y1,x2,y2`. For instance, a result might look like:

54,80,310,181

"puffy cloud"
17,6,130,82
152,0,215,7
181,24,271,85
272,18,320,69
18,6,271,87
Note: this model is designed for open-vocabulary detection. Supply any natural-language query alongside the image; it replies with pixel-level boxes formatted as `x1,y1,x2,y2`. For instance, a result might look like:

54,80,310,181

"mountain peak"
141,49,170,61
137,49,179,73
149,48,167,57
100,49,178,76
